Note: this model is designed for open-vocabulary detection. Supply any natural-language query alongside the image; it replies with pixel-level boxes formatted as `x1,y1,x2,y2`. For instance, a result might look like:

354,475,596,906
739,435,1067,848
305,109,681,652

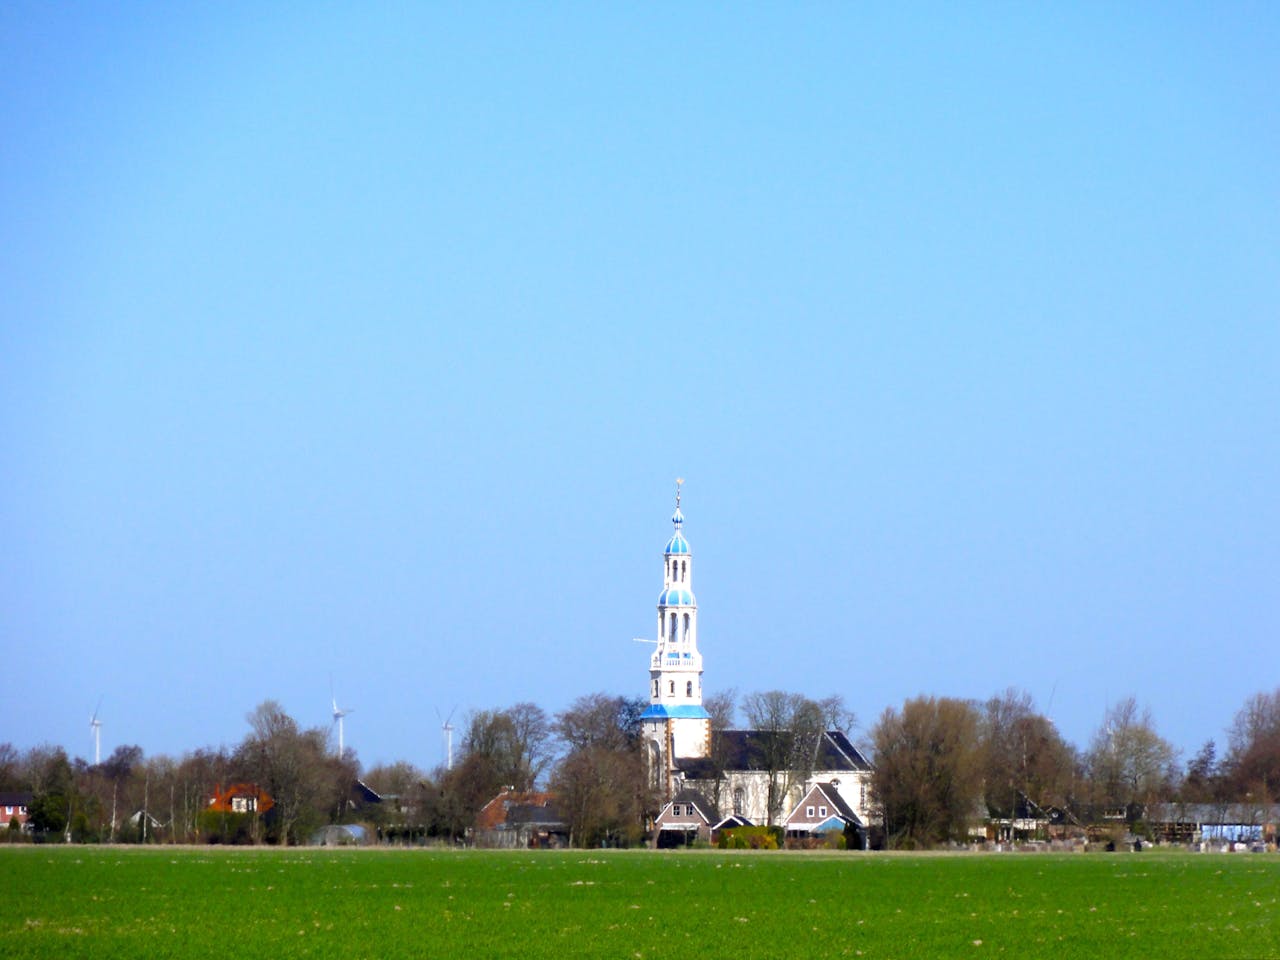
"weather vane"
675,477,684,509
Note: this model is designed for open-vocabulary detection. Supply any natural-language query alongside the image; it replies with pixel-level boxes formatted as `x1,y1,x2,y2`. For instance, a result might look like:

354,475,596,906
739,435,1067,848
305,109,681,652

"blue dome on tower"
658,588,696,606
664,531,690,555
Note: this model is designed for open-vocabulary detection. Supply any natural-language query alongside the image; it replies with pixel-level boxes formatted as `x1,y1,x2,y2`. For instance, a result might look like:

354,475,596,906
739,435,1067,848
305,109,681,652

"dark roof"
1148,802,1280,825
352,780,383,804
712,814,753,830
671,788,719,823
675,729,871,776
506,802,566,827
0,792,31,806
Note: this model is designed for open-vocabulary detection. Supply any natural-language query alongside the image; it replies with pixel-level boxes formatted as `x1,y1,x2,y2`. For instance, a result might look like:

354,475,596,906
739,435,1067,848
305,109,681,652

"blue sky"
2,3,1277,771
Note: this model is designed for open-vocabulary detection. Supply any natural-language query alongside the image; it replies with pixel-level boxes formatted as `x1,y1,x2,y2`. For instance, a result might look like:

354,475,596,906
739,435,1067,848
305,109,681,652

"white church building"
638,484,873,841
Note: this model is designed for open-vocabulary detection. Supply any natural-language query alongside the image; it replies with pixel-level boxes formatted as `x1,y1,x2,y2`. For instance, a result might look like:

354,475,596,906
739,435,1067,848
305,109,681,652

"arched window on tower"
686,680,693,697
669,680,675,696
653,679,659,698
683,613,690,642
681,560,687,582
670,613,678,642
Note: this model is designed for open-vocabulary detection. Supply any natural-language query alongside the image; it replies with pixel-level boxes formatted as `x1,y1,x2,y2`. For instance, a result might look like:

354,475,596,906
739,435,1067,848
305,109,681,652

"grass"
2,846,1277,958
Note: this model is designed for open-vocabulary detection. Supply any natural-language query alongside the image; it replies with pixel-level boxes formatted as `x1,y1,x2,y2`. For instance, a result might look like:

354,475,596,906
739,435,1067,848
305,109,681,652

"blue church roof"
640,704,712,720
658,588,695,606
664,533,690,555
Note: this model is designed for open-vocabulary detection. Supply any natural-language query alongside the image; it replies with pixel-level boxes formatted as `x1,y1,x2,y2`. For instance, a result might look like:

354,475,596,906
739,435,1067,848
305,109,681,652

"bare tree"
872,696,984,848
237,700,337,844
1223,688,1280,803
1085,697,1178,820
550,693,650,847
741,691,851,825
703,689,738,731
980,688,1076,819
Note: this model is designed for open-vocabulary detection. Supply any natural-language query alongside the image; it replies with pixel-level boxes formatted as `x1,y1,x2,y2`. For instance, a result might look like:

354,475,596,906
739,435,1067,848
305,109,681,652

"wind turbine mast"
330,679,354,759
89,698,103,766
437,706,457,771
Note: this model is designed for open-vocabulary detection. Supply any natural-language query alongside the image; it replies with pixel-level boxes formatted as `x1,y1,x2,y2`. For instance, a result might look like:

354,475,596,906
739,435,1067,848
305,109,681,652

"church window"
653,680,659,698
669,681,675,696
860,783,867,808
733,788,744,815
686,681,692,697
682,613,690,642
670,613,677,641
681,560,686,581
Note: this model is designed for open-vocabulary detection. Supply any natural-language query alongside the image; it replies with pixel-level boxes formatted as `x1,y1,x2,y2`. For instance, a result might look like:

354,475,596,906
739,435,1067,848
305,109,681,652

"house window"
819,806,828,817
806,806,815,817
733,788,744,816
686,681,693,697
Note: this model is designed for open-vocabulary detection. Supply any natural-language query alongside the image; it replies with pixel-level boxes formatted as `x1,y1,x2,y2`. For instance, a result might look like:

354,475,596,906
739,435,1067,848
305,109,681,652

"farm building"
1147,803,1280,846
475,789,568,848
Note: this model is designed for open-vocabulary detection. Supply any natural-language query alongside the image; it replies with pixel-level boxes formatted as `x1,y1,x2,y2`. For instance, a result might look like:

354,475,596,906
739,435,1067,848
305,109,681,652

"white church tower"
639,480,711,799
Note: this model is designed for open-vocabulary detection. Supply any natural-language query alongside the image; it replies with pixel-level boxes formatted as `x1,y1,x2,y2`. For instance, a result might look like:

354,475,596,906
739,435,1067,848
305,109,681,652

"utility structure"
89,698,103,766
331,684,354,758
437,706,457,771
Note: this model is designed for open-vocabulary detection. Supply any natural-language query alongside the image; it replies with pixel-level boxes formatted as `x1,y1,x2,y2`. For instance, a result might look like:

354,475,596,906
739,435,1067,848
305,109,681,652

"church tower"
640,480,711,799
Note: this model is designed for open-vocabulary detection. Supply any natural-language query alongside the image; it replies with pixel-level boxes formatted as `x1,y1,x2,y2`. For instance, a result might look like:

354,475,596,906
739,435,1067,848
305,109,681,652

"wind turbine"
436,706,457,771
331,681,354,759
89,698,103,765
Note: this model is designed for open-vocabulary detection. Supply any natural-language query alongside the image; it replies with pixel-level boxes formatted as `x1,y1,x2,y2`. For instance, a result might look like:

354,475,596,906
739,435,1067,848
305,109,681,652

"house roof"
674,729,871,776
785,781,861,827
1147,803,1280,825
207,783,274,814
0,792,32,806
475,790,563,831
656,789,719,828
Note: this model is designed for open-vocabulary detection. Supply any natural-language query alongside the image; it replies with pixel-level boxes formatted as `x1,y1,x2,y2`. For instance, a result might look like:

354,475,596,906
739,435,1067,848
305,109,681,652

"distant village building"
638,485,873,846
475,789,568,848
0,792,32,832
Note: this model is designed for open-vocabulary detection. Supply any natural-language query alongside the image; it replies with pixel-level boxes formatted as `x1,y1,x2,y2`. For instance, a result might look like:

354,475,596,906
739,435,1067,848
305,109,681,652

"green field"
2,847,1276,959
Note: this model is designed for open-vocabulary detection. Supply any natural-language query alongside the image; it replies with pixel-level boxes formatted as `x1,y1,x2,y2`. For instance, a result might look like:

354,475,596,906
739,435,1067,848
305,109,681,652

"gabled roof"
208,783,274,813
656,789,719,827
0,792,32,806
711,814,753,831
675,729,871,776
785,781,861,827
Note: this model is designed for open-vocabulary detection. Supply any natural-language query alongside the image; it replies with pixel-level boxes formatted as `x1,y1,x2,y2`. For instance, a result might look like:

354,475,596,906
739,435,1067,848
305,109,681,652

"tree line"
3,685,1277,848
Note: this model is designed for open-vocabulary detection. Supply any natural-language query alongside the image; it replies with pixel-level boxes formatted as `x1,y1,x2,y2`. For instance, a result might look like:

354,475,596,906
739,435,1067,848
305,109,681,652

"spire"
672,477,685,528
